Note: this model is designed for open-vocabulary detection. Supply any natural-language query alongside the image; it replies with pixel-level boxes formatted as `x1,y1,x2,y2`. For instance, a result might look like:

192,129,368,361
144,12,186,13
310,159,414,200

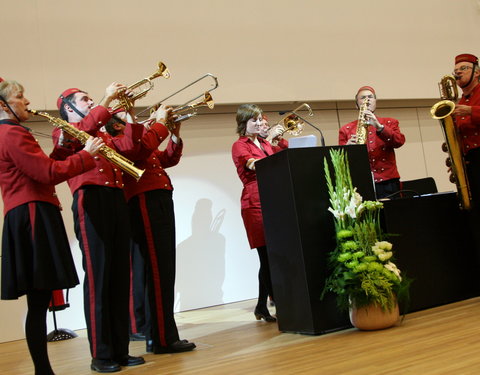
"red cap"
356,86,375,96
262,114,269,121
0,77,4,83
455,54,479,65
57,88,82,109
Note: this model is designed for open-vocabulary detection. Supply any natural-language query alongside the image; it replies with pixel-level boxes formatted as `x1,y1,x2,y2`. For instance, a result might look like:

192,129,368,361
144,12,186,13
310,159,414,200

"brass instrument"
111,61,170,112
430,75,471,209
277,103,313,136
29,110,144,181
166,91,215,131
137,73,218,117
355,97,370,144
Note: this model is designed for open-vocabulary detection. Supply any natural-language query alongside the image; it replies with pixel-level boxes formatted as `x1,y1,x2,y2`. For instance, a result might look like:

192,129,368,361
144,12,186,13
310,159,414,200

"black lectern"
256,145,374,334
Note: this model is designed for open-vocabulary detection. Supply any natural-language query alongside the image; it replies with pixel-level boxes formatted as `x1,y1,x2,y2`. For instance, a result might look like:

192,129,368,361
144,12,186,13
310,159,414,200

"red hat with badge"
0,77,4,83
57,88,83,109
455,54,479,65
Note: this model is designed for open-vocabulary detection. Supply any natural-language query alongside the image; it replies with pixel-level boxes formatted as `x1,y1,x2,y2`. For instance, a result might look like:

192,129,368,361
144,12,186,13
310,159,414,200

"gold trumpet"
431,75,471,209
166,91,215,130
277,103,313,136
29,110,144,181
111,61,170,112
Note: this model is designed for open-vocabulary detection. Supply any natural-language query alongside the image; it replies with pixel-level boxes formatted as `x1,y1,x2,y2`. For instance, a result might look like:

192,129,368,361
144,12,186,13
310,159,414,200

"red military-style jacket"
232,136,275,249
0,119,95,215
120,122,183,201
51,106,143,194
339,117,405,183
455,83,480,155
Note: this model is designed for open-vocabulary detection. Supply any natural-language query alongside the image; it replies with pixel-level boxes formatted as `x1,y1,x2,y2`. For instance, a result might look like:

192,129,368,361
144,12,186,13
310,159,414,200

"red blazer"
232,136,275,249
0,120,95,215
339,117,405,183
121,122,183,201
51,106,143,194
455,83,480,155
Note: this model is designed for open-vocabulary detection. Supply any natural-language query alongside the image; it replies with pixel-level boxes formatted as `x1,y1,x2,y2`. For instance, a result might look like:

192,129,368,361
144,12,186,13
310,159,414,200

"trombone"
137,73,218,117
111,61,170,112
277,103,313,136
166,91,215,130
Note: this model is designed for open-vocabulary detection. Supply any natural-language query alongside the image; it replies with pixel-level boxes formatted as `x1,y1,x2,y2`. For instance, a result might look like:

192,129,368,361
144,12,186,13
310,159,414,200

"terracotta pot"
349,302,399,331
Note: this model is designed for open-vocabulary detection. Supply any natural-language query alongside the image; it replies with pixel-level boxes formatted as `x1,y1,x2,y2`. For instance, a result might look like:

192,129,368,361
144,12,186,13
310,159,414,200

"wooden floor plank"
1,298,480,374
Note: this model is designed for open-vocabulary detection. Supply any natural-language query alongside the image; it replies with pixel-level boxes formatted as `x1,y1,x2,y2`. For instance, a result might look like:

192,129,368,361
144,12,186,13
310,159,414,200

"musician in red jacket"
0,78,103,375
106,107,196,355
53,84,145,373
452,54,480,205
339,86,405,199
232,104,276,323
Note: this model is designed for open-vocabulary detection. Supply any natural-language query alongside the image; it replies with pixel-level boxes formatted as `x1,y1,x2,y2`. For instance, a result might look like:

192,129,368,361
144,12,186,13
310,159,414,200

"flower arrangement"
322,148,409,312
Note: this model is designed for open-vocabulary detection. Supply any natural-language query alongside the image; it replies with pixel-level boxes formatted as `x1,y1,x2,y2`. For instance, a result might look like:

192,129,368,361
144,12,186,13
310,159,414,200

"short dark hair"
236,104,262,136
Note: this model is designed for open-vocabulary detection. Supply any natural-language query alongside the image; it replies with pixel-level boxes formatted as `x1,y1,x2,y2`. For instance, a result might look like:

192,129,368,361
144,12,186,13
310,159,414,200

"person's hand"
267,124,284,142
98,82,128,108
154,104,172,125
454,105,472,117
170,120,181,138
346,134,357,145
83,136,104,156
363,109,382,130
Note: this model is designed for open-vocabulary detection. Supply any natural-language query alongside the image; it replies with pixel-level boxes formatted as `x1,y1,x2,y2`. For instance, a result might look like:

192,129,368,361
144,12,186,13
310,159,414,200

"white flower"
372,245,383,255
328,207,341,219
375,241,393,251
385,261,402,281
378,251,393,261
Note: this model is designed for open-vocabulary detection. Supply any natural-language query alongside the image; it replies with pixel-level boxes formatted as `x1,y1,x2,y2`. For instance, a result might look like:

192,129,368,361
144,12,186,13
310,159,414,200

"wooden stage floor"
1,297,480,374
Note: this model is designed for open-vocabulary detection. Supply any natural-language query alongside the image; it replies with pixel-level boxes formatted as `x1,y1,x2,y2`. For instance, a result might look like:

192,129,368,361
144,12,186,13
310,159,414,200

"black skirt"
1,201,79,300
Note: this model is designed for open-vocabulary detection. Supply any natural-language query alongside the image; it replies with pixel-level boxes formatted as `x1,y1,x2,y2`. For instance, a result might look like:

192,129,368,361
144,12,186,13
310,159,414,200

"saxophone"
430,75,471,209
355,97,370,144
29,110,144,181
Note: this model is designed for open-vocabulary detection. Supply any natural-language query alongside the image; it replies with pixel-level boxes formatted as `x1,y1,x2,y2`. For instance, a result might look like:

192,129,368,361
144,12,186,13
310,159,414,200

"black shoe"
129,332,146,341
90,359,121,373
146,339,153,353
114,355,145,367
153,339,196,354
254,307,277,322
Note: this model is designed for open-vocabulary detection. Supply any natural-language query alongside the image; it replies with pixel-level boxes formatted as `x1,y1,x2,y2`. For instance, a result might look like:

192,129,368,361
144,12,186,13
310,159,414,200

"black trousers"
375,178,400,199
73,186,131,360
129,189,180,347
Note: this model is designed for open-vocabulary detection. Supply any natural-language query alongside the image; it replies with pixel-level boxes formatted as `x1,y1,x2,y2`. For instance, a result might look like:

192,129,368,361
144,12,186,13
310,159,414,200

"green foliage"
322,149,410,312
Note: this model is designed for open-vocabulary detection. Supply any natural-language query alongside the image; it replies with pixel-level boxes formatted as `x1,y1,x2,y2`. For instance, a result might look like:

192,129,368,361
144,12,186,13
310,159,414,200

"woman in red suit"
231,104,276,322
0,78,103,375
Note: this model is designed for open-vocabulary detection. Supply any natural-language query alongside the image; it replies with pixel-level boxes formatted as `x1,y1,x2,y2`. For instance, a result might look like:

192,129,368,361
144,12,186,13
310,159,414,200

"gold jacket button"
105,181,110,185
115,180,119,184
99,168,104,173
94,156,100,160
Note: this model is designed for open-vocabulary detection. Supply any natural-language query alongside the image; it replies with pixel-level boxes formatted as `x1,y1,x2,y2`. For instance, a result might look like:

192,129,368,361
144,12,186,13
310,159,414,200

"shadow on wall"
175,198,226,311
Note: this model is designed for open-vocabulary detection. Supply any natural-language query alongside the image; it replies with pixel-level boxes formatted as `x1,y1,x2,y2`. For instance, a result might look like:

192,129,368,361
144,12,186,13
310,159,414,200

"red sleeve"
157,137,183,168
74,106,112,135
376,119,405,148
471,106,480,126
8,127,95,185
232,140,255,167
338,126,349,145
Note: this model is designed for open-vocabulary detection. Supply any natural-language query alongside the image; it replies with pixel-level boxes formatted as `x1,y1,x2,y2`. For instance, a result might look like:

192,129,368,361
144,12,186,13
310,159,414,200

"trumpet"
111,61,170,112
166,91,215,130
29,109,144,181
277,103,313,136
137,73,218,117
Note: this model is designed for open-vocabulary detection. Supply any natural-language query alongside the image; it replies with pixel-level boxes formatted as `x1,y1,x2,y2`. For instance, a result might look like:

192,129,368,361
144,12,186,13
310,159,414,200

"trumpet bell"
111,61,170,112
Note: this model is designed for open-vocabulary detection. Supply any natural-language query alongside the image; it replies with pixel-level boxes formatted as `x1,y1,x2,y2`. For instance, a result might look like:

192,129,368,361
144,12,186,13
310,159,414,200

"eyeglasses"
453,65,473,75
